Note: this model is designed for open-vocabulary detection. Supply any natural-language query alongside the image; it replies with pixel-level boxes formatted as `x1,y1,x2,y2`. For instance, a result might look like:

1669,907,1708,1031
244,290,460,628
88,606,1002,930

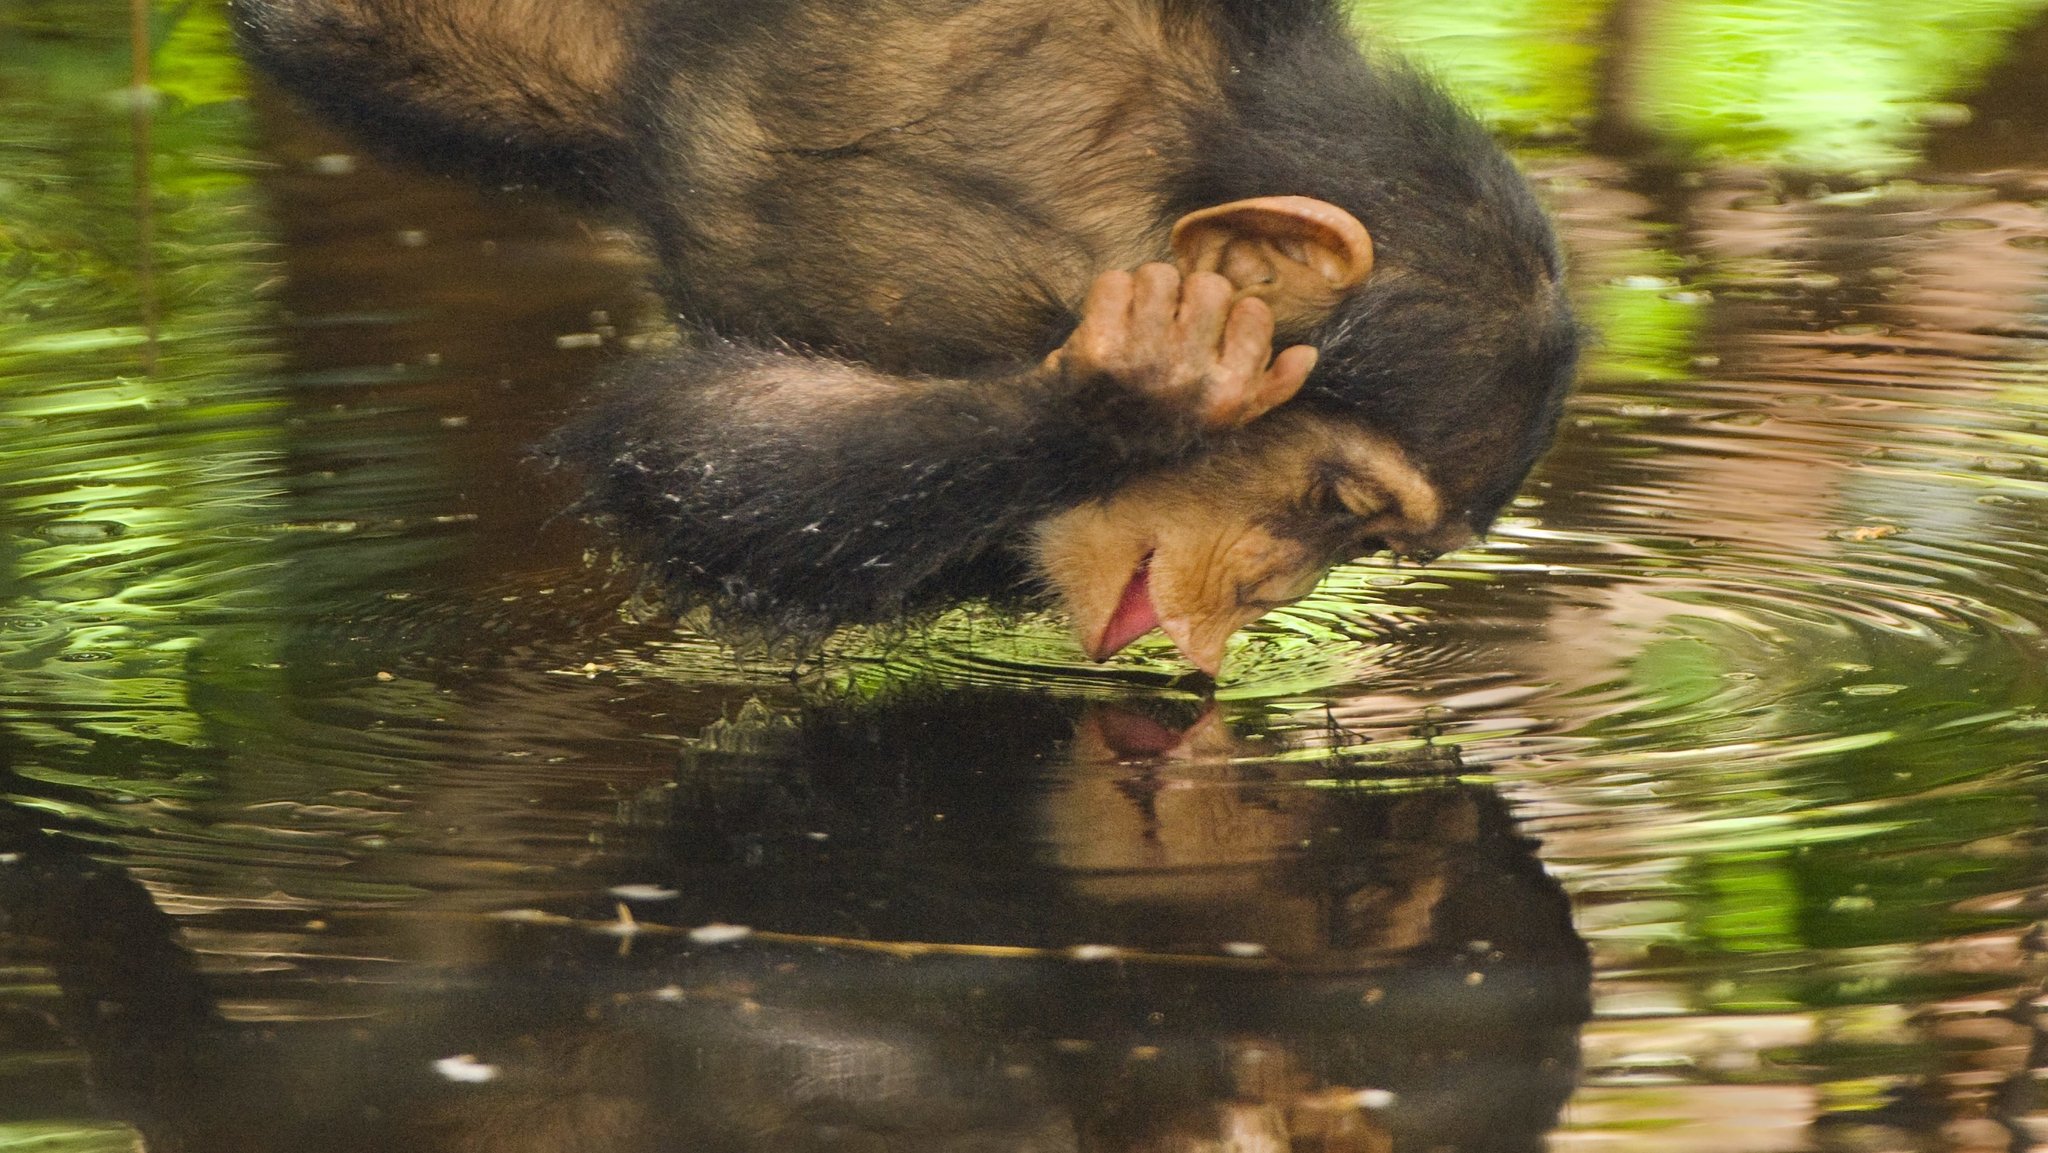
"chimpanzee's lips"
1091,555,1159,660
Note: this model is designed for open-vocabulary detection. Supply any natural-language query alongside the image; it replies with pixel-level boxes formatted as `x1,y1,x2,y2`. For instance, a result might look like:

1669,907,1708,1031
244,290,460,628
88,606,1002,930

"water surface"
3,3,2047,1151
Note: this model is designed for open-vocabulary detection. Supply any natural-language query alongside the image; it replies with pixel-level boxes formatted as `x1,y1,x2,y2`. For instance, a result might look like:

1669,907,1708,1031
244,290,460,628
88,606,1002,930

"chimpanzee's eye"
1331,476,1390,520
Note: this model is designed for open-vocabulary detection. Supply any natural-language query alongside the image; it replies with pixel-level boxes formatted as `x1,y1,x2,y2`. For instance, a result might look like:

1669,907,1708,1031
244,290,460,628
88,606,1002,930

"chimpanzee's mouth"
1091,553,1159,660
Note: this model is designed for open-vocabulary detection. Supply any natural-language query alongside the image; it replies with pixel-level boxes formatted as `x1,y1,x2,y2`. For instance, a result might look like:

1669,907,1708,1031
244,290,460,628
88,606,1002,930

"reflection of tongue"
1096,560,1160,658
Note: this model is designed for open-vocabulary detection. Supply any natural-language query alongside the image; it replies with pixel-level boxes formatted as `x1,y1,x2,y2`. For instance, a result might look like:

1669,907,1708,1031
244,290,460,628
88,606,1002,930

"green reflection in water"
1352,0,1608,138
1359,0,2048,171
1628,0,2048,171
0,0,282,751
1698,852,1803,956
0,1122,142,1153
1578,244,1709,393
794,561,1434,702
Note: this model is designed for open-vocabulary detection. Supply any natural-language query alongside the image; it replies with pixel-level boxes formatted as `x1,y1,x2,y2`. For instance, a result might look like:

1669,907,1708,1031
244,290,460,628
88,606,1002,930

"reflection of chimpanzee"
2,699,1589,1152
647,694,1594,1150
235,0,1579,673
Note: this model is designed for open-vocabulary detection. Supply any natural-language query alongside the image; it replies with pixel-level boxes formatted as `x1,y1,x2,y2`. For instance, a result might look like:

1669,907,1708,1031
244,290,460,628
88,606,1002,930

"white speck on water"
608,884,680,902
688,922,753,945
433,1055,499,1083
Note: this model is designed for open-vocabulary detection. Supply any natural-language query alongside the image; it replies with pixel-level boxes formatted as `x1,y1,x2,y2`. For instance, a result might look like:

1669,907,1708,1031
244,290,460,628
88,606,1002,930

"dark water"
4,3,2048,1151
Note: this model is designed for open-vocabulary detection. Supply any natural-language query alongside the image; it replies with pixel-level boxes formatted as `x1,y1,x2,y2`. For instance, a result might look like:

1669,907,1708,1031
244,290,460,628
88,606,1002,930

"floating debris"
608,884,680,902
688,922,753,946
598,903,643,938
432,1055,499,1084
489,908,573,924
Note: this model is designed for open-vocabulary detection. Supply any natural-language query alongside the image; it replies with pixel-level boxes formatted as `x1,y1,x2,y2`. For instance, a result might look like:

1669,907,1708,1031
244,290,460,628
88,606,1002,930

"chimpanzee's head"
1031,49,1578,674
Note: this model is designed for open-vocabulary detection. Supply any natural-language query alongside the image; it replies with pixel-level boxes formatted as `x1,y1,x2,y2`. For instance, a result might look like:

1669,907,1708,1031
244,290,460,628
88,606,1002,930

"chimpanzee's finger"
1214,295,1277,389
1078,269,1134,329
1066,269,1135,365
1246,344,1317,420
1129,263,1181,334
1173,271,1234,354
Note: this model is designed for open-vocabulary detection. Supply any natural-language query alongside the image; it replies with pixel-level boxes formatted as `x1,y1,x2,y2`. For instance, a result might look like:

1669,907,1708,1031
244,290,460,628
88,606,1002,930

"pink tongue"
1096,561,1160,658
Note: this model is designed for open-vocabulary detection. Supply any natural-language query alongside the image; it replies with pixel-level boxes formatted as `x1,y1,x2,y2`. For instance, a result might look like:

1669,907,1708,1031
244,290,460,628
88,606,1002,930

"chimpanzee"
235,0,1580,674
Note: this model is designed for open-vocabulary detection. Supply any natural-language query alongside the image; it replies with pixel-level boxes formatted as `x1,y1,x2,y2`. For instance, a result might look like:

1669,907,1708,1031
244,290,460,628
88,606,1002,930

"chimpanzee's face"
1032,408,1473,675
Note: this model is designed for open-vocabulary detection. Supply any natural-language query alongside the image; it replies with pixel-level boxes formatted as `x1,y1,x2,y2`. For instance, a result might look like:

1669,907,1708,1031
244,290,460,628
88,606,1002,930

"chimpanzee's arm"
554,344,1187,637
553,266,1316,638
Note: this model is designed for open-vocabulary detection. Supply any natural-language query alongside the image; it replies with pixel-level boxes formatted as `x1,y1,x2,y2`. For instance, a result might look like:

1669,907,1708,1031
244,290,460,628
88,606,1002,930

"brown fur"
245,0,648,152
636,0,1228,370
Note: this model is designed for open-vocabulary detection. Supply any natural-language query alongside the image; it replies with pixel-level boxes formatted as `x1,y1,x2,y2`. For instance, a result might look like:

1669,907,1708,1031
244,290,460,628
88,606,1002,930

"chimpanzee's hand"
1050,264,1319,431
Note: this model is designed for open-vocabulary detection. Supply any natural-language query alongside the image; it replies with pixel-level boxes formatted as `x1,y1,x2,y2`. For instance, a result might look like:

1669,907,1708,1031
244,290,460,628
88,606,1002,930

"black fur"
550,341,1212,640
1170,36,1578,525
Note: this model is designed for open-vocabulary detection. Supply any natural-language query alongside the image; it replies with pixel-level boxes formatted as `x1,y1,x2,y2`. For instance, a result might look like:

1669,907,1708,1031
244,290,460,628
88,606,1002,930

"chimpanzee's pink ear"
1170,196,1373,327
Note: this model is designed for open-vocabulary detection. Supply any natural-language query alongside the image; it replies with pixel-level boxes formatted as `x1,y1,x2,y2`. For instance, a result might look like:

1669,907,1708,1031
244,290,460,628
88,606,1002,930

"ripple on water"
12,75,2048,1153
1502,180,2048,1072
604,557,1521,703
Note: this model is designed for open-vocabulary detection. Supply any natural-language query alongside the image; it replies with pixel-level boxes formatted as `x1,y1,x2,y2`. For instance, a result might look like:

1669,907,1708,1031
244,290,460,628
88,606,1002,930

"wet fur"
547,341,1211,639
236,0,1580,642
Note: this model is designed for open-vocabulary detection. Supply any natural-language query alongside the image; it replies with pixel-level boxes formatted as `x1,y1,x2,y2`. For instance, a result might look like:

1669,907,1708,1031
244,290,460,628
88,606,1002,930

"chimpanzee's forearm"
550,341,1209,638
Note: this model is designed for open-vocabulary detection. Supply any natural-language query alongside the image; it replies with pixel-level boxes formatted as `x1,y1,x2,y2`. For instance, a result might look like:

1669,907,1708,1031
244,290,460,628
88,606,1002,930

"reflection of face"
1033,409,1471,674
